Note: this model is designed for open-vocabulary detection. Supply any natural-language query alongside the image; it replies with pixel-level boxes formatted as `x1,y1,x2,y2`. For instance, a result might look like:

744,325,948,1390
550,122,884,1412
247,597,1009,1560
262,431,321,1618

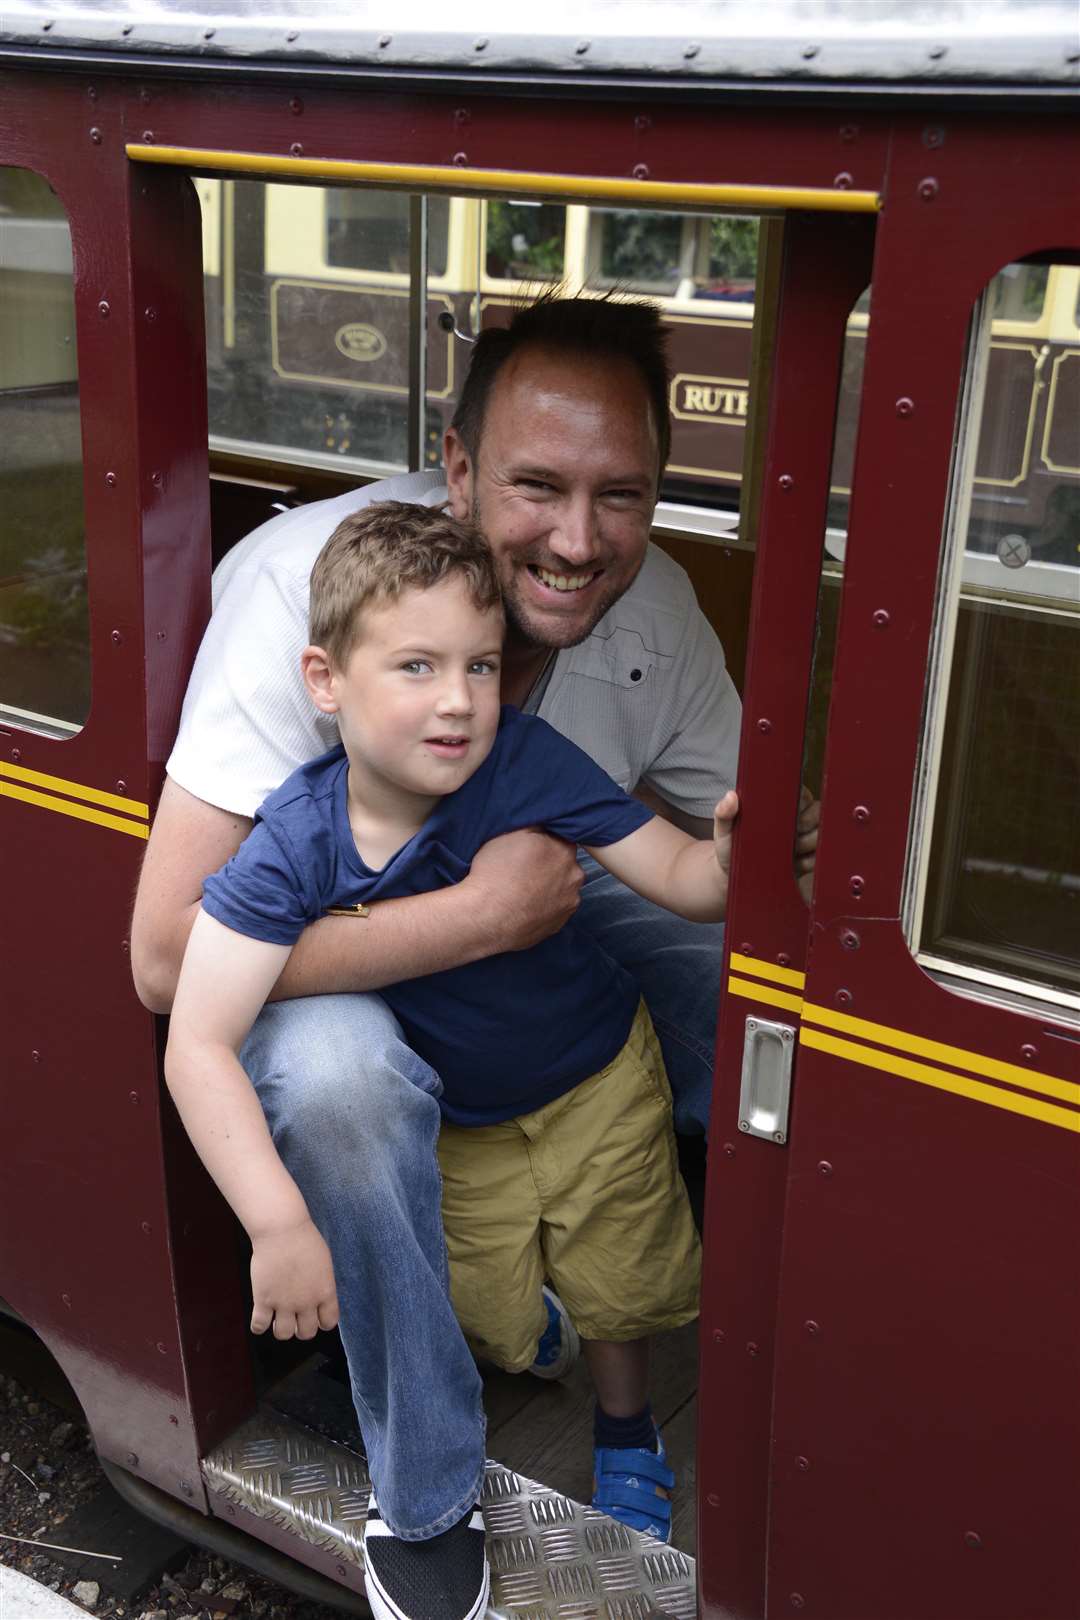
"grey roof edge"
3,2,1079,86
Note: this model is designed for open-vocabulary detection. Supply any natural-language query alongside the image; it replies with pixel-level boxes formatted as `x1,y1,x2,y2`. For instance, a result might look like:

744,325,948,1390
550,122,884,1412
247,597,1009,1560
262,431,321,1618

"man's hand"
795,785,821,903
795,785,821,873
713,790,740,882
466,827,584,952
250,1215,339,1340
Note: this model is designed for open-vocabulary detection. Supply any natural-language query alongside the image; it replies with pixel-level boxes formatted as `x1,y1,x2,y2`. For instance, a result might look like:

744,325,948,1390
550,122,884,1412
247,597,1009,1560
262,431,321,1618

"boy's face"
321,577,504,808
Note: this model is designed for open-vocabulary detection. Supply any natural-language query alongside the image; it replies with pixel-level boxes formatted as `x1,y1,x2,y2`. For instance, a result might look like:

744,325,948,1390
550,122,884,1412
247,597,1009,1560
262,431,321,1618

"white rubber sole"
363,1557,490,1620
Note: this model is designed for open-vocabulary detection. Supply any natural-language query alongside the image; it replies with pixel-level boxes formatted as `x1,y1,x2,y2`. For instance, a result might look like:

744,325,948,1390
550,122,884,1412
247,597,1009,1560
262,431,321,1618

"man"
132,296,812,1620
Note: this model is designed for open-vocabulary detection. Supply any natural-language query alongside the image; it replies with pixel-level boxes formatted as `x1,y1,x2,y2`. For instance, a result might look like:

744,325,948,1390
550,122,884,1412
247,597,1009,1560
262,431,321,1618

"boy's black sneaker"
363,1491,489,1620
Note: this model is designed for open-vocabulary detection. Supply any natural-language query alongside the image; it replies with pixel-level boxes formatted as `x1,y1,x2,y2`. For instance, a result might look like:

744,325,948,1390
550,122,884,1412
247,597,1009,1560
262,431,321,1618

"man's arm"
131,777,585,1013
131,778,250,1010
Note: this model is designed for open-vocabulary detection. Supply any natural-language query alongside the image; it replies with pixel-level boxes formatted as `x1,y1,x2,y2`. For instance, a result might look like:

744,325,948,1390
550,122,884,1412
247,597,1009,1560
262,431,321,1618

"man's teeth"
534,567,595,593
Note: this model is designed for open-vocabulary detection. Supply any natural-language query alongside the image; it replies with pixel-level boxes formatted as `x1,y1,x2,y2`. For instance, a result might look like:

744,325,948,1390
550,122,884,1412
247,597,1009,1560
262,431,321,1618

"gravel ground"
0,1374,349,1620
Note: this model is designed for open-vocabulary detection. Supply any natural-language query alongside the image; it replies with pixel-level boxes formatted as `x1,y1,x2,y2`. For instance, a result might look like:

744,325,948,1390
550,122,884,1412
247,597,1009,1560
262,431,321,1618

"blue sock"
594,1402,658,1452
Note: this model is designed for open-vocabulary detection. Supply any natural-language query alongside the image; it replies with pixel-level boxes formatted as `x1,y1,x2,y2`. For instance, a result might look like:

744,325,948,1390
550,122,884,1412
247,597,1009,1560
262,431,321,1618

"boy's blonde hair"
309,501,503,666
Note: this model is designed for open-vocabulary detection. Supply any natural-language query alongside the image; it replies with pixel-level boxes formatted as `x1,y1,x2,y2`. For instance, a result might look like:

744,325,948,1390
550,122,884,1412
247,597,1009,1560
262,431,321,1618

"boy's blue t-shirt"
201,707,654,1125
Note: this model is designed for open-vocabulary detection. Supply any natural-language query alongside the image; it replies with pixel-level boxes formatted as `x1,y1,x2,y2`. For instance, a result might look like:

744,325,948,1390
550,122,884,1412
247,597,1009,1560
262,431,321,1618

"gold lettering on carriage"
670,373,749,424
334,322,388,363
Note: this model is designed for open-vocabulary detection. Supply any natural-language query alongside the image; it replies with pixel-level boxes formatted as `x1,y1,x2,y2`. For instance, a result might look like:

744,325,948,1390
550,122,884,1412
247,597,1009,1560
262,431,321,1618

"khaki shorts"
437,1001,702,1371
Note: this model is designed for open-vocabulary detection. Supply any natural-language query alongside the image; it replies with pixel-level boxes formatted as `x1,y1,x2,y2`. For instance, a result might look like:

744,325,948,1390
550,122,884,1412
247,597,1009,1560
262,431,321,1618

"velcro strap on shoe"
594,1446,675,1491
593,1480,673,1521
593,1444,675,1540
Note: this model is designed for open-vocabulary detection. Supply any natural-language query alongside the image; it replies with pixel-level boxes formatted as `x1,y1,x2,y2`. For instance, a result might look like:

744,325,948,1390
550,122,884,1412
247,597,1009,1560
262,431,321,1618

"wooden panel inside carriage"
1,4,1078,1617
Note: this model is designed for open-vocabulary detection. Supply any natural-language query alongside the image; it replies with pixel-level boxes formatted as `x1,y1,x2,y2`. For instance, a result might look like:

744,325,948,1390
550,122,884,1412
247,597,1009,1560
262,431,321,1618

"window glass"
0,167,88,734
917,260,1080,997
589,209,686,295
204,183,455,474
990,262,1049,323
201,189,768,514
484,200,565,282
326,191,449,277
696,216,758,303
922,609,1079,993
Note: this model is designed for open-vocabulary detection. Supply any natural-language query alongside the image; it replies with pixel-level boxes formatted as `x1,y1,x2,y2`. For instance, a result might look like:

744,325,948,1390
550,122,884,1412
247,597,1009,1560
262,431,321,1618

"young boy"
165,503,737,1620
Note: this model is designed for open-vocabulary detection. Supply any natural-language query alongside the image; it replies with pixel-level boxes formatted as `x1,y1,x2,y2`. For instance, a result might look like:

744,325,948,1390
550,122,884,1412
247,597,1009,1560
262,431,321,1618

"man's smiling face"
445,345,660,650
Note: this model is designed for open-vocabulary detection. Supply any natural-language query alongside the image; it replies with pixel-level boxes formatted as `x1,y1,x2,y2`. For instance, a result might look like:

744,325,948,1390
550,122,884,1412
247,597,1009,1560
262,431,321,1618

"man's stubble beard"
471,494,643,653
501,571,632,651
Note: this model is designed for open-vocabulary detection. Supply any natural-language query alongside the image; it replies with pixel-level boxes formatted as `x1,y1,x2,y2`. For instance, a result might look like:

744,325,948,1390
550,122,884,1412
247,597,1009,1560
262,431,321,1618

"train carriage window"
326,191,450,277
201,182,459,474
588,209,689,296
990,262,1049,323
200,189,769,522
697,216,759,303
0,167,89,735
911,260,1080,1003
484,200,566,283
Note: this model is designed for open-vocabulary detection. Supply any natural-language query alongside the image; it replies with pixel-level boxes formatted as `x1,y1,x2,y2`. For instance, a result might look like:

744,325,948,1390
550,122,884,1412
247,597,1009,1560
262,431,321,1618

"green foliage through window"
708,217,759,282
485,201,565,281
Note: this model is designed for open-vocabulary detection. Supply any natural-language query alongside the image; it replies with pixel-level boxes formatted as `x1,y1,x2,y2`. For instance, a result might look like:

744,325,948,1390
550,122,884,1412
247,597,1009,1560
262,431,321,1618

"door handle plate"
737,1015,796,1144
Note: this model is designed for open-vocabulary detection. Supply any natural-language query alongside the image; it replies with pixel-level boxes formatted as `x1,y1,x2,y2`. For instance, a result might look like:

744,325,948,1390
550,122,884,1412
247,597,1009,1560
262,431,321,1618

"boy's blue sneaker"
592,1429,674,1543
528,1286,581,1380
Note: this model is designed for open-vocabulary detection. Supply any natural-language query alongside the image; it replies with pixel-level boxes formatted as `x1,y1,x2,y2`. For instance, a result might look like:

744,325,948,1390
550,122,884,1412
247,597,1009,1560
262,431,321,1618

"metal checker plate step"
203,1407,695,1618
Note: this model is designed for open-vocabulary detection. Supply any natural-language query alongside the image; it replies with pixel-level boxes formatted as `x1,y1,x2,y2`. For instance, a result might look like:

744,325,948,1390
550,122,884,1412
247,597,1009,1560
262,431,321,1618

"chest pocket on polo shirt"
573,626,670,692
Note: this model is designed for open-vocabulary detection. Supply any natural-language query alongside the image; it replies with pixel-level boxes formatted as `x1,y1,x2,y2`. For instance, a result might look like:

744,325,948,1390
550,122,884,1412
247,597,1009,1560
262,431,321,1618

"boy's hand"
250,1216,339,1340
713,790,740,879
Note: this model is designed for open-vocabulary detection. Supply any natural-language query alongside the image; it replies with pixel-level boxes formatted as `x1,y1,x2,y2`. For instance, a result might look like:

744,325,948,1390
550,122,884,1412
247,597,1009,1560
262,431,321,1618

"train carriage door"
699,132,1080,1620
694,204,876,1614
0,93,254,1501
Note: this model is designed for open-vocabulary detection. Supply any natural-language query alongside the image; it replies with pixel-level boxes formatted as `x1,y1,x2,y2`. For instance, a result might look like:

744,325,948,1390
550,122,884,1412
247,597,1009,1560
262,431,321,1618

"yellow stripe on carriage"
729,952,807,990
1,780,149,839
0,761,148,819
726,974,805,1015
800,1025,1080,1134
801,1001,1080,1108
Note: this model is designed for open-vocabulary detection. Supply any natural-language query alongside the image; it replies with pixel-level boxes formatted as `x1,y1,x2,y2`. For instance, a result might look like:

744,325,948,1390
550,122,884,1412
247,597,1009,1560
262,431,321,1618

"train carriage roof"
2,0,1078,89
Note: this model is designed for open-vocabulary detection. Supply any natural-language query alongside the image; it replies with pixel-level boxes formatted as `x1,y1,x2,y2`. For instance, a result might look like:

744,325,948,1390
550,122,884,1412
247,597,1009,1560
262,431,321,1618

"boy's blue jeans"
240,857,722,1539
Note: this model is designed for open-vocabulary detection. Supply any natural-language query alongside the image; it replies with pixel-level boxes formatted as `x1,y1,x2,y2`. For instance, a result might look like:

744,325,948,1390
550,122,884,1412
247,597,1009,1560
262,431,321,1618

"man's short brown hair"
450,291,671,477
309,501,503,667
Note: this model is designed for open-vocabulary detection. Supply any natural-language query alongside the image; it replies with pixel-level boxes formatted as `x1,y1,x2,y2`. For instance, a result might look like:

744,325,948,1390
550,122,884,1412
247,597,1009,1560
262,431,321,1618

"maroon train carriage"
1,3,1079,1617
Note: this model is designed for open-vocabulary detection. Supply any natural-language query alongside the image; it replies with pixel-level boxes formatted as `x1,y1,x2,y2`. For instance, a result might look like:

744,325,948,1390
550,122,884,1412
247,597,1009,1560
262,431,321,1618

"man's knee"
242,993,442,1149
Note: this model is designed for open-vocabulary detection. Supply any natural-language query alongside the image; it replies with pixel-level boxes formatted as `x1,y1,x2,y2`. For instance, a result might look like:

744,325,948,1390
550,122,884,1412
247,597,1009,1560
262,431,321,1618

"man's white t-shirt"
167,470,742,821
